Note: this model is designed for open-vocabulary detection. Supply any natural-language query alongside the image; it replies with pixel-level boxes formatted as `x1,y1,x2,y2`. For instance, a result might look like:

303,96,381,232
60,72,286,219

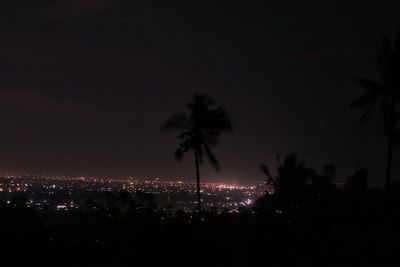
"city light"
0,173,264,212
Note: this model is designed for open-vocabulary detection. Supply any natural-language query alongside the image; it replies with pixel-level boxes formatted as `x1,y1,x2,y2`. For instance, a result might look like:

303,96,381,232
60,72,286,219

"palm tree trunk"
195,148,202,215
386,134,393,192
385,97,396,192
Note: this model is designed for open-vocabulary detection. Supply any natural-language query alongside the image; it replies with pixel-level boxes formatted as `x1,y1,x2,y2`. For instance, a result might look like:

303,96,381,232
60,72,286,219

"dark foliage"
1,155,400,267
350,30,400,191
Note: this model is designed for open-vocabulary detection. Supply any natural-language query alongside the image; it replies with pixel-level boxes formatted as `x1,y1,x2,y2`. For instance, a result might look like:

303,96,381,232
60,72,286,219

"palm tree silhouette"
260,154,314,196
163,94,232,213
350,31,400,191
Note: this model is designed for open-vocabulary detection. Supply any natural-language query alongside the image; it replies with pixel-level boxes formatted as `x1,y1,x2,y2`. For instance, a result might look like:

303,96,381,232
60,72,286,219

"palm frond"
201,131,220,146
178,131,193,140
381,96,392,136
358,79,383,92
359,105,375,123
260,164,271,179
203,144,220,171
350,91,380,109
164,94,231,169
187,94,215,112
394,29,400,52
162,112,191,132
175,139,193,160
260,164,276,185
214,106,233,132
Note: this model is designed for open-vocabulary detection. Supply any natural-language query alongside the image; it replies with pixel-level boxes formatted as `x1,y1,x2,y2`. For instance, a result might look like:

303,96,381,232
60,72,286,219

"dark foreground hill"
1,182,400,267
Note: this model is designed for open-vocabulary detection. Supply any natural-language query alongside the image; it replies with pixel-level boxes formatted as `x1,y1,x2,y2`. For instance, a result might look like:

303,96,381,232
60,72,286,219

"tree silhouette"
350,31,400,191
163,94,232,214
344,168,368,197
258,153,316,211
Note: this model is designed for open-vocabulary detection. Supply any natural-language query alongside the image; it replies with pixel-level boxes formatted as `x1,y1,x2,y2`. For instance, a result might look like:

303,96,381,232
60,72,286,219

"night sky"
0,1,399,185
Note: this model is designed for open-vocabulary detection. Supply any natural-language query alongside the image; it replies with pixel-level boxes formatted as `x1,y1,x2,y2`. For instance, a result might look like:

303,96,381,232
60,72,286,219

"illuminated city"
0,174,264,212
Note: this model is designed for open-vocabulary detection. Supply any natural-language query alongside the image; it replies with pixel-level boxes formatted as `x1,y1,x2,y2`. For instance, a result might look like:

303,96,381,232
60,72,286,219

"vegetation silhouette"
163,94,232,214
254,154,400,266
257,154,337,213
350,30,400,191
1,156,400,266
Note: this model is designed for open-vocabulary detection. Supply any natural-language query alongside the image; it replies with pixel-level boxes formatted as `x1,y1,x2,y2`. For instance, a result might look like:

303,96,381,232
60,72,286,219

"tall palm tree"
350,31,400,191
163,94,232,213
